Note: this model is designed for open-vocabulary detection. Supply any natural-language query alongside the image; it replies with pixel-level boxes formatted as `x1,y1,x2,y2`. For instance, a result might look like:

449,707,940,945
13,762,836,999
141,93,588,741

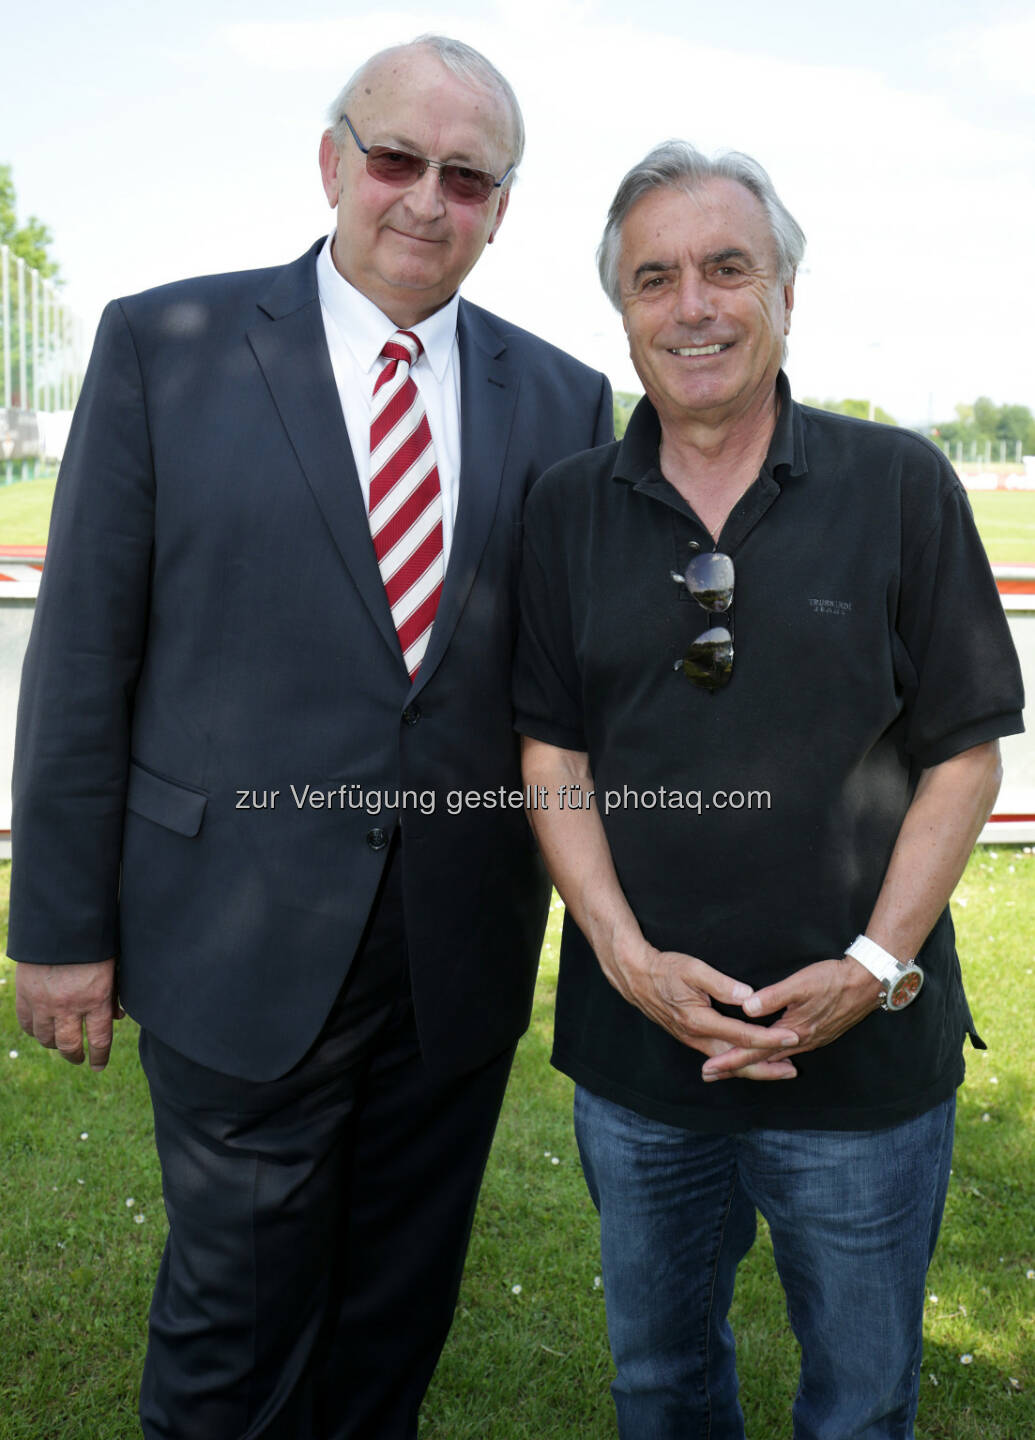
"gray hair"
597,140,806,309
326,34,524,177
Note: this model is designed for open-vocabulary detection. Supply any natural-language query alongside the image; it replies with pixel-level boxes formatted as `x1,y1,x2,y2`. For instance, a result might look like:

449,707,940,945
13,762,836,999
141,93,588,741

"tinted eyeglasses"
671,551,734,692
341,114,514,206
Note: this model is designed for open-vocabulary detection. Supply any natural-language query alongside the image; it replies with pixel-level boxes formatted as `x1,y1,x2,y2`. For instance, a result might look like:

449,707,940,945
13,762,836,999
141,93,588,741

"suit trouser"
138,842,514,1440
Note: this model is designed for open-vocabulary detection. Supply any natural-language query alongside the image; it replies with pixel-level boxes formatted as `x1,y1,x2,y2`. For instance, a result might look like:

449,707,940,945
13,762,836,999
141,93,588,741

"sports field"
0,470,1031,1437
2,472,1032,563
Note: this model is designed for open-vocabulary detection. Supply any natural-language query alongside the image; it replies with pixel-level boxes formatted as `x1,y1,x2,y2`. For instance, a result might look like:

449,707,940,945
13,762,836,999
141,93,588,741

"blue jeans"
574,1088,956,1440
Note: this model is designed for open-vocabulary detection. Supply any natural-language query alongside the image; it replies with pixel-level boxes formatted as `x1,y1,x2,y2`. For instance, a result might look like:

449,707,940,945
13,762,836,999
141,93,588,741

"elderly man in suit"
10,34,612,1440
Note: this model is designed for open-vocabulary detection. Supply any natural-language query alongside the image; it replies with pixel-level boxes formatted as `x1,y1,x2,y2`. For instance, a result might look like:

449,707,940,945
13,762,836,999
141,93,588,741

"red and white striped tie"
368,331,444,680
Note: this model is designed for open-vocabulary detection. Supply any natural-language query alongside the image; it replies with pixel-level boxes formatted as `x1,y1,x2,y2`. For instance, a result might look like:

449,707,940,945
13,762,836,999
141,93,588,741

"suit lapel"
415,300,518,689
247,242,401,665
248,256,518,689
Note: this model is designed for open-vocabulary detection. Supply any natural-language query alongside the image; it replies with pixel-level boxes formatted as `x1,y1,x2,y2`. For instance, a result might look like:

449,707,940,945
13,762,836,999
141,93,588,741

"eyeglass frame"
339,113,515,203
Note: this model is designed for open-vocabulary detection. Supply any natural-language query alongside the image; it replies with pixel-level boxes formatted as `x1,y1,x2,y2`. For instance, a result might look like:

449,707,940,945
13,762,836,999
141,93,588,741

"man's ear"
783,274,795,335
319,131,342,208
487,183,511,245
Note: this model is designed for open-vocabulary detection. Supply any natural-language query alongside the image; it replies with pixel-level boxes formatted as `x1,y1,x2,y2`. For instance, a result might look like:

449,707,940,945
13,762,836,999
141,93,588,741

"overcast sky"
5,0,1034,427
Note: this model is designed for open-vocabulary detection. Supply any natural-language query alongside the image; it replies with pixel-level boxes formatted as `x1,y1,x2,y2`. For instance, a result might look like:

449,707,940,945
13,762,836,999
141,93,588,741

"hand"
601,942,800,1081
701,957,882,1081
15,959,122,1072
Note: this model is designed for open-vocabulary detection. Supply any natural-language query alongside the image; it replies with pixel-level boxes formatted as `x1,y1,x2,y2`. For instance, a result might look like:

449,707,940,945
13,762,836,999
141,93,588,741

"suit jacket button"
366,828,389,851
402,704,422,726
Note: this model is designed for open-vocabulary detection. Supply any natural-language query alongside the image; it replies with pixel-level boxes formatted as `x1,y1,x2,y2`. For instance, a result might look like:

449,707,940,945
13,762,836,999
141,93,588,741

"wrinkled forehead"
620,178,780,274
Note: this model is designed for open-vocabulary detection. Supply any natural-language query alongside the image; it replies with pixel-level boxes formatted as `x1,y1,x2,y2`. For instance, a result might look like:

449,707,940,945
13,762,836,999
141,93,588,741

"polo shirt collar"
766,370,808,479
612,369,808,487
316,231,459,380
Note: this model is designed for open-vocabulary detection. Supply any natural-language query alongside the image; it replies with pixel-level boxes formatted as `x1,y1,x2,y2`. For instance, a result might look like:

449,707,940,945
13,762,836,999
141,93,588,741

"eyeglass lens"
365,147,497,204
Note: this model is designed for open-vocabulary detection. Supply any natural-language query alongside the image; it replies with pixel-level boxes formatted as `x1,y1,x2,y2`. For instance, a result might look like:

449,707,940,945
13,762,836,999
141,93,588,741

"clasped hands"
602,943,883,1082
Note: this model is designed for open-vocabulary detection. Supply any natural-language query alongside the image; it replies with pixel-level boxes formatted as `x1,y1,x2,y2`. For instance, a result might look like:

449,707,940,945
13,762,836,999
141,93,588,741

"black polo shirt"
514,374,1024,1132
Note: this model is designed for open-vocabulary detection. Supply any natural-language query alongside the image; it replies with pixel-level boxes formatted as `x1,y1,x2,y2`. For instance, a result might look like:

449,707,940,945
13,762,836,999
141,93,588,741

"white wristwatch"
845,934,925,1012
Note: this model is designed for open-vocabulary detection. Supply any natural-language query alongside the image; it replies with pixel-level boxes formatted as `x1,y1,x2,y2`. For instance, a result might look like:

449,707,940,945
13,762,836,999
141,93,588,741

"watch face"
886,967,924,1011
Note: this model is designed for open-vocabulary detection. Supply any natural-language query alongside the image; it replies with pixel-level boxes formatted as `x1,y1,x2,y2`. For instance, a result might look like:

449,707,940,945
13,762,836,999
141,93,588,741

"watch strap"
845,933,907,984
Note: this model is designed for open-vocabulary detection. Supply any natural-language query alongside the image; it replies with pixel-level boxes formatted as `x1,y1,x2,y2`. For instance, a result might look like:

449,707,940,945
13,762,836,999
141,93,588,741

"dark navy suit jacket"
9,239,613,1080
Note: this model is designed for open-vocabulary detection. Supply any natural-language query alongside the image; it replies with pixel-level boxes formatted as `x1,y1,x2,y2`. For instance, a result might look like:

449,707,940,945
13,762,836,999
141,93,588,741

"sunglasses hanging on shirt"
671,551,735,692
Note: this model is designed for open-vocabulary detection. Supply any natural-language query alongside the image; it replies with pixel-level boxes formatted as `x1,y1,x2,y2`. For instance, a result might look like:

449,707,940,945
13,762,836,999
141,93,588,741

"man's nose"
674,272,717,326
403,163,448,221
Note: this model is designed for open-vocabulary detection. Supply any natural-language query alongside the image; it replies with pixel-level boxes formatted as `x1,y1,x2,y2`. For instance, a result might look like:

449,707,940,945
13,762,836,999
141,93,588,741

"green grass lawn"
968,492,1035,567
0,475,57,546
1,452,1031,1435
3,472,1033,564
1,858,1032,1438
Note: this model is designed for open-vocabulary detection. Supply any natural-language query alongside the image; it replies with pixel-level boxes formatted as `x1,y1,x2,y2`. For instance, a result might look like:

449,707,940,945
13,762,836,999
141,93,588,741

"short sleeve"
513,473,588,752
896,469,1024,767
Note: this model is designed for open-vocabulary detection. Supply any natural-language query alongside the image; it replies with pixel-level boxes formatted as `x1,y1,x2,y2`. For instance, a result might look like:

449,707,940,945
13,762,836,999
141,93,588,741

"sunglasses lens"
681,626,733,691
365,148,495,204
441,166,495,204
683,551,734,612
366,148,424,186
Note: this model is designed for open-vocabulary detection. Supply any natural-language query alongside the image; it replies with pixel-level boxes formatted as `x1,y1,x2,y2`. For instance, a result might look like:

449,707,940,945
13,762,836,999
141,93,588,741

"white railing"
0,560,1030,853
0,246,84,479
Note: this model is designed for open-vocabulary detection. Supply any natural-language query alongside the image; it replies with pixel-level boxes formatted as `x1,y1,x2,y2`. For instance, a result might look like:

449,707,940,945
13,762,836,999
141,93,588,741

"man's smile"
387,226,443,245
667,343,732,357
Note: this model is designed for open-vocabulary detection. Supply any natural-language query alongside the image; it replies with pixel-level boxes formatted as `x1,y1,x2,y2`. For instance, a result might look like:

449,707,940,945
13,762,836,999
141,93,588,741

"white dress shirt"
316,232,463,566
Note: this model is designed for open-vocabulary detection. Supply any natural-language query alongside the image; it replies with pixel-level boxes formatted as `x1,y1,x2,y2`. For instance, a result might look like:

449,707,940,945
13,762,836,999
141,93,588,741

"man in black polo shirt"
514,141,1023,1440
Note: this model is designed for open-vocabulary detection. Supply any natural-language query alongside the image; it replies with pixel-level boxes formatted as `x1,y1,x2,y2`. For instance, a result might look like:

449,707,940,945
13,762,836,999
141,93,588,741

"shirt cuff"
913,711,1024,769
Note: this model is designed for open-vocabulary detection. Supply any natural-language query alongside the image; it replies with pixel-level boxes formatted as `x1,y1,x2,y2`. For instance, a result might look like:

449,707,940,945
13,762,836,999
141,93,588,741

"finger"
84,1008,114,1072
52,1013,86,1065
672,954,755,1007
14,991,34,1037
742,981,797,1018
31,1013,58,1048
702,1044,799,1078
674,1009,799,1052
716,1059,798,1082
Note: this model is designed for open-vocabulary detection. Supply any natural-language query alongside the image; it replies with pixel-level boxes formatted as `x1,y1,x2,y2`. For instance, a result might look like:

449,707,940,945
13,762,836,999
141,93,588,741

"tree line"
931,398,1035,457
615,391,1033,455
0,165,60,279
5,162,1034,456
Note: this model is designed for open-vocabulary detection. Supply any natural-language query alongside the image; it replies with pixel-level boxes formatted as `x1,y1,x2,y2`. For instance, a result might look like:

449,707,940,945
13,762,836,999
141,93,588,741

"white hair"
597,140,806,309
